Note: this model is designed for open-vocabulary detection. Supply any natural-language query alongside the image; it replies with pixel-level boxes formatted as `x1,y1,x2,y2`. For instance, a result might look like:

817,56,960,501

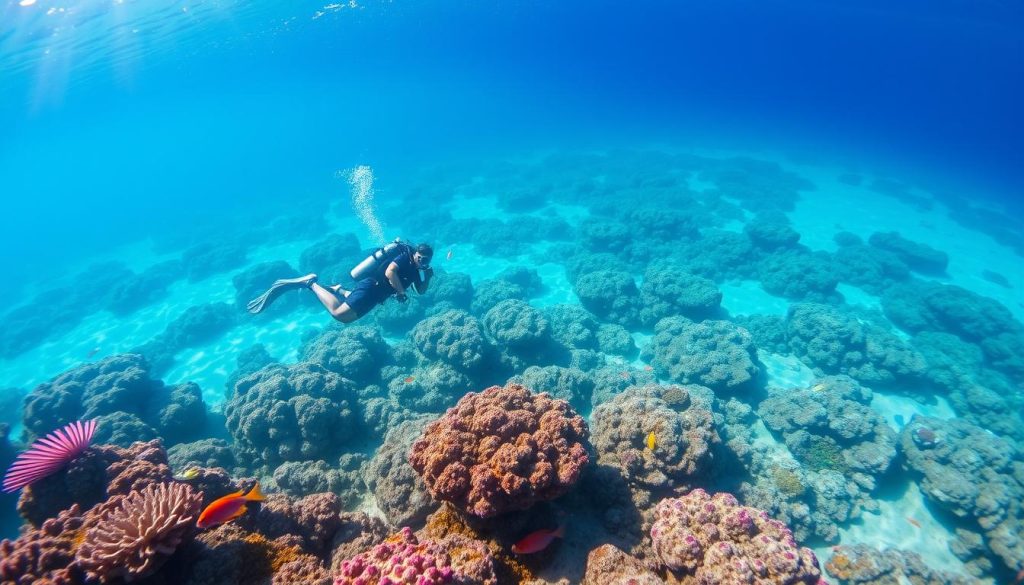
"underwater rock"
744,211,802,250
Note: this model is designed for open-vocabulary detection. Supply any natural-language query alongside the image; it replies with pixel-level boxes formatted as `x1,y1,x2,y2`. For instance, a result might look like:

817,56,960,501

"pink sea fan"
2,419,97,493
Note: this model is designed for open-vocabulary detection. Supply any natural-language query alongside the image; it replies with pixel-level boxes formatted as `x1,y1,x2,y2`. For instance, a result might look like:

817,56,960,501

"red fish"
404,376,415,384
620,371,630,379
643,365,653,371
511,525,564,554
197,483,265,529
906,517,921,529
1015,568,1024,584
446,249,453,261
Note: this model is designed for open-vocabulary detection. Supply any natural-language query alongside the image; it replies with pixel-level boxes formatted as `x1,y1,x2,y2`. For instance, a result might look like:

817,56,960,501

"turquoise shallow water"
1,2,1022,584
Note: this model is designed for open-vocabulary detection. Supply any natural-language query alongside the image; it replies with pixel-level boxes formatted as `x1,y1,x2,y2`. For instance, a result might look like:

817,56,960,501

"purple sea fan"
2,419,97,493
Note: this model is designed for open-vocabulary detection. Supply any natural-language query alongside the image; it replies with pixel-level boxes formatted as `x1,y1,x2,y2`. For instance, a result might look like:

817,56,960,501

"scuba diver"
247,240,434,323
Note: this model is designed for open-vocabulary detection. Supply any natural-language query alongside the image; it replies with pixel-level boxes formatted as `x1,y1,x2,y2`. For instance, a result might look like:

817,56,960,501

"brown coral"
0,504,85,585
410,383,591,518
75,482,202,582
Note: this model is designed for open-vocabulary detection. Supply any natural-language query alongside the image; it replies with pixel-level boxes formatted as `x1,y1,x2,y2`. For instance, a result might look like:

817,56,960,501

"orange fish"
511,525,564,554
620,371,630,379
404,376,415,384
446,249,453,261
197,483,265,529
906,517,921,529
1015,568,1024,584
643,365,653,371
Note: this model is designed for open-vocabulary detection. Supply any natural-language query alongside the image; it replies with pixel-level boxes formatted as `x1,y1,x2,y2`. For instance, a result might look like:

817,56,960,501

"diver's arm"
385,262,405,297
415,268,433,294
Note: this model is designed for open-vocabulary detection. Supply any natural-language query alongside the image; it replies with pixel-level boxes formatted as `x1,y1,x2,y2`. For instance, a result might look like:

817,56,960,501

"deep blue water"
1,0,1022,290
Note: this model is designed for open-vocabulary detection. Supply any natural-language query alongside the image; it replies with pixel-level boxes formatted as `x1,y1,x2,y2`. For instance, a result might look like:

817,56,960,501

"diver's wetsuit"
342,251,423,316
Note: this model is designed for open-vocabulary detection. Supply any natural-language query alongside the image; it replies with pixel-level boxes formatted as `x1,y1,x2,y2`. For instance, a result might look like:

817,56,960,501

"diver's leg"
331,304,361,323
328,284,351,297
310,282,343,313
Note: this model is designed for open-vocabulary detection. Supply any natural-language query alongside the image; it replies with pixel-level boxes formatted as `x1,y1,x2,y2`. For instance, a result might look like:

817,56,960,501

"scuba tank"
350,237,410,280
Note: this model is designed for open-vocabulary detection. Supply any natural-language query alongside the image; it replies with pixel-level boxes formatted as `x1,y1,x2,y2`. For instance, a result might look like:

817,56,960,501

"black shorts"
342,278,388,317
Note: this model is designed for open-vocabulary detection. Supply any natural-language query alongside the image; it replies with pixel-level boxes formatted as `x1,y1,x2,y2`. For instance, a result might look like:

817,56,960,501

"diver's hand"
424,267,434,279
396,292,408,303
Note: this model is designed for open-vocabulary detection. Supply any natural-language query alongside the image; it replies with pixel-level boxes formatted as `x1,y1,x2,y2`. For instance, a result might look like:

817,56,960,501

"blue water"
1,1,1023,583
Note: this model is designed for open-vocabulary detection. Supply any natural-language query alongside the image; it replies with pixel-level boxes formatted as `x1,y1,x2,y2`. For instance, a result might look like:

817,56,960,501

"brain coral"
639,263,723,325
643,317,761,395
651,489,822,584
409,383,590,518
590,384,719,493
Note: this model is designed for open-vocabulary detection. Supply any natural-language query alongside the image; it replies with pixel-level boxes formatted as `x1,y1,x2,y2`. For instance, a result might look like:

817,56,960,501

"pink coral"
334,527,455,585
409,383,590,518
651,489,821,584
76,482,202,582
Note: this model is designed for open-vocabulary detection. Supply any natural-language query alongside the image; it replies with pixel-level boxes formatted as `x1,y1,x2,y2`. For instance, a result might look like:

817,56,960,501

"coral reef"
410,310,489,374
132,303,238,375
900,416,1024,576
785,303,927,389
573,269,643,327
825,544,978,585
233,261,304,316
643,317,761,396
300,326,393,386
868,231,948,274
590,384,719,494
333,527,497,585
299,233,362,284
758,376,897,511
409,383,590,518
639,262,723,325
650,489,822,583
509,366,594,414
582,543,662,585
22,354,208,448
224,362,362,486
362,418,437,527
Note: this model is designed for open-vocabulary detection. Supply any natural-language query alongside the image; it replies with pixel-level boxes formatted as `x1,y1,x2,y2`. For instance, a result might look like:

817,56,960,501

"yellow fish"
811,383,827,392
646,432,656,451
174,468,201,481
